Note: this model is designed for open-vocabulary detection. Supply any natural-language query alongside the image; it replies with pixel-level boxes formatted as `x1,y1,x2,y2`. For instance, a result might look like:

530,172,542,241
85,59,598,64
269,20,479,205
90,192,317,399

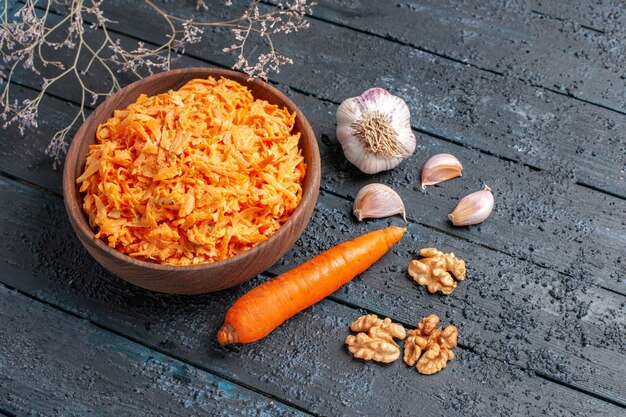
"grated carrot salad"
77,77,306,266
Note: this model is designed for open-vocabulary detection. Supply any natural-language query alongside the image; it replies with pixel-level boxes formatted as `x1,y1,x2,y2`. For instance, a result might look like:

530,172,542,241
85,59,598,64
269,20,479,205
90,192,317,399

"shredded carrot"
217,226,406,345
77,77,306,266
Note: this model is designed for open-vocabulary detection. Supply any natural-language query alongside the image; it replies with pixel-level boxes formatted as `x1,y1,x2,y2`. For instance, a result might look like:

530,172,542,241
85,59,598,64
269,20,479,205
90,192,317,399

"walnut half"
403,314,458,375
408,248,466,295
350,314,406,340
345,314,406,363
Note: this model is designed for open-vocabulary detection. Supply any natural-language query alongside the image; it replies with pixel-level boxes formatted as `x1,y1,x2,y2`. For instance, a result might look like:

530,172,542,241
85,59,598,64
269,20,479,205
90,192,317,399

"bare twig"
0,0,315,168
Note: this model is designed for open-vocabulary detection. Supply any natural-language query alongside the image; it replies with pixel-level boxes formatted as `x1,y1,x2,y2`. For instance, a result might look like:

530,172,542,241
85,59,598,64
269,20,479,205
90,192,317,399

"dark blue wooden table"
1,1,625,415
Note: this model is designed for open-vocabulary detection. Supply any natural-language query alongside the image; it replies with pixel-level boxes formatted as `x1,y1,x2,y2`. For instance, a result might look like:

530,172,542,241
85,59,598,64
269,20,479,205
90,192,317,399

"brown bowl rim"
63,67,320,272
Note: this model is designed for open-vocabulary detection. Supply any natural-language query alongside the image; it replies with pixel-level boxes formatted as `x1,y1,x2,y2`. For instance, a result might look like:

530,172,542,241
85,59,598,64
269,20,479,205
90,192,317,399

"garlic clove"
448,186,494,226
353,183,406,221
336,88,416,174
421,154,463,187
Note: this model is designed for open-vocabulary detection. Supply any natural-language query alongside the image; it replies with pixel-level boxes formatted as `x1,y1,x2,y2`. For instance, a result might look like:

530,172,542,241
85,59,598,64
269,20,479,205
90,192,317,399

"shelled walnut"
350,314,406,339
345,314,406,363
403,314,440,366
403,314,458,375
408,248,466,295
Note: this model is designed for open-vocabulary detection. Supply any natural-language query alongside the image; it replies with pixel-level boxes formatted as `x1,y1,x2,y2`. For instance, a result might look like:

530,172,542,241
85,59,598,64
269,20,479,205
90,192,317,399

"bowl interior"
63,68,320,287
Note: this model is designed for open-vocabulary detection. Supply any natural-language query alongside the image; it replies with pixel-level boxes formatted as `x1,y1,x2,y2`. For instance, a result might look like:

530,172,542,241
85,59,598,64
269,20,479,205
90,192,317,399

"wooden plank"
2,80,624,297
2,3,620,404
528,0,626,33
2,96,625,405
0,175,625,407
4,58,626,293
21,0,626,200
4,12,625,292
0,285,307,417
258,20,626,294
4,30,626,294
258,5,626,199
0,88,72,195
304,0,626,113
280,192,626,403
282,90,626,295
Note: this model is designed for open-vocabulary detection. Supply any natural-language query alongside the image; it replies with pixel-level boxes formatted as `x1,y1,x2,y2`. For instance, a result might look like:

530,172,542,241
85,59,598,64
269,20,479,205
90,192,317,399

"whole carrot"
217,226,406,345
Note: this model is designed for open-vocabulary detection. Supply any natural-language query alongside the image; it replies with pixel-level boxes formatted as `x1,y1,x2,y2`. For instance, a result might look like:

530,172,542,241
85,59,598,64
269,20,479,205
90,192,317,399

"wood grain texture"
5,10,624,294
281,90,626,295
0,285,307,417
2,221,620,416
1,176,625,407
280,193,626,405
0,88,69,195
528,0,626,33
2,32,624,378
2,83,622,402
3,1,626,414
62,68,320,294
20,0,626,200
303,0,626,112
4,81,624,297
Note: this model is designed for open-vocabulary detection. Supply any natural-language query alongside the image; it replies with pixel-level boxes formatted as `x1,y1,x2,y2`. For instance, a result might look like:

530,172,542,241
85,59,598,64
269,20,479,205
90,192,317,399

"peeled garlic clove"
336,88,416,174
448,186,494,226
353,183,406,221
421,153,463,187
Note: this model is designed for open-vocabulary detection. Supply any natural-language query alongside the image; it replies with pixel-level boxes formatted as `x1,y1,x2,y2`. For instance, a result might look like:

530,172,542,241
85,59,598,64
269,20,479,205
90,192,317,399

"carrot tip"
217,323,238,345
388,226,406,240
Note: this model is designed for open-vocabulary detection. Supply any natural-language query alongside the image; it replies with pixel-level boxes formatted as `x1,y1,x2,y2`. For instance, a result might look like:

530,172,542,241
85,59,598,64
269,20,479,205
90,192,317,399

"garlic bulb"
421,154,463,187
336,88,416,174
448,186,494,226
353,183,406,221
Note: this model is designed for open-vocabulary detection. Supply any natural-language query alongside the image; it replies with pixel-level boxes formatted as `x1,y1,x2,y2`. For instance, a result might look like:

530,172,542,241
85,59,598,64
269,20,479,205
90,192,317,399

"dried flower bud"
421,153,463,187
353,183,406,221
448,186,494,226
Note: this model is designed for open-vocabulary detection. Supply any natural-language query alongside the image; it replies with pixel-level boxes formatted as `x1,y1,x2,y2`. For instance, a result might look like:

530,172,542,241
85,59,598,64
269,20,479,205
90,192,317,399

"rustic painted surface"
0,285,307,416
1,0,625,415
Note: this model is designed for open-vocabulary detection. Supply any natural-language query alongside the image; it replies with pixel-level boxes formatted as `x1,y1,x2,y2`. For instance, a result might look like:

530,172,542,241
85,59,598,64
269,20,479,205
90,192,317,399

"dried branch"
0,0,315,168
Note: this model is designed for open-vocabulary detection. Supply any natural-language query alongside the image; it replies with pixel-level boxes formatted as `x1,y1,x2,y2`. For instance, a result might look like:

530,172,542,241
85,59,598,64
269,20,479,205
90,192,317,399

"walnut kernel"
345,333,400,363
403,314,440,366
349,314,382,332
416,343,453,375
403,314,458,375
350,314,406,340
408,248,466,294
345,314,406,363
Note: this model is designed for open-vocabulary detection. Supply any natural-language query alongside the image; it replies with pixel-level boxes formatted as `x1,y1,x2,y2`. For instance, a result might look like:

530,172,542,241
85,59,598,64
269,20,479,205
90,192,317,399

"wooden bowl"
63,68,320,294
